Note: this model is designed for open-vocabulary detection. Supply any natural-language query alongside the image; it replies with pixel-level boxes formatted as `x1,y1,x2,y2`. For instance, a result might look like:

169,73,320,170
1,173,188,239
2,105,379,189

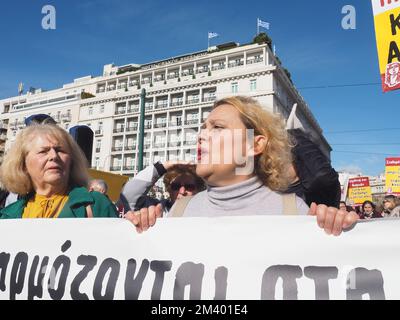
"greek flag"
208,32,219,39
257,18,270,30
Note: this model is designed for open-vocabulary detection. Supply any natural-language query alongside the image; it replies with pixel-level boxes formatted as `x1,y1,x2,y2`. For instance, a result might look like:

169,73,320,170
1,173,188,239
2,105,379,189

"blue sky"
0,0,399,176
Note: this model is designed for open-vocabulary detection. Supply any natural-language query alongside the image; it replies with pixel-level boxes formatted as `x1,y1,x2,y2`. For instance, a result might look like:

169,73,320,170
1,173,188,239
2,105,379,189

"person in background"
0,124,118,219
119,161,205,227
125,96,359,235
285,129,341,208
88,179,108,195
339,201,348,212
358,200,382,220
382,195,400,218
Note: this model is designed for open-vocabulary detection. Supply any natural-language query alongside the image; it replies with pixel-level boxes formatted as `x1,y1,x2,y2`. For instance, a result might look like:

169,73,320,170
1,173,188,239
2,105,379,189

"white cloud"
337,164,363,174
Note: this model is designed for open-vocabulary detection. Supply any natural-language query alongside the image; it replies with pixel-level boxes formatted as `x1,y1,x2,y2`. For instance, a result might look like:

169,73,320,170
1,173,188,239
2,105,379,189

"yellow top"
22,193,69,218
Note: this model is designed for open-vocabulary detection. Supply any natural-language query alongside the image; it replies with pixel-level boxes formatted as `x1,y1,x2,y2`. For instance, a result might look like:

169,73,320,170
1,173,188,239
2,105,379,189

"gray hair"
88,179,108,194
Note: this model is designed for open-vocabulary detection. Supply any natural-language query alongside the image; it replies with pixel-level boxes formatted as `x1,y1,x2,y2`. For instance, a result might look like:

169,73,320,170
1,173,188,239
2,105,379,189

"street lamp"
138,88,146,171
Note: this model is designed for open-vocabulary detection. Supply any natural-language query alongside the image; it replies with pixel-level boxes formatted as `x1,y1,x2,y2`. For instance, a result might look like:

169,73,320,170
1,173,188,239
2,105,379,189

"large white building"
0,41,331,177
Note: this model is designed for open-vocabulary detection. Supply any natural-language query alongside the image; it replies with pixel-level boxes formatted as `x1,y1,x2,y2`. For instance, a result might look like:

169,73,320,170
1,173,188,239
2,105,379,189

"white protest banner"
0,216,398,300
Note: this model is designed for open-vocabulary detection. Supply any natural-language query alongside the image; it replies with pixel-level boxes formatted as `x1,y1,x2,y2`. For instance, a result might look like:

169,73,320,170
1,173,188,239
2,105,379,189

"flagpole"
207,32,209,50
257,18,259,35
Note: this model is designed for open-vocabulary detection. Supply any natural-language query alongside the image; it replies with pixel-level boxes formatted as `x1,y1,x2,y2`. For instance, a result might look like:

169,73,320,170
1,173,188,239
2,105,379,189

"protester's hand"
308,202,359,236
162,160,194,170
124,203,163,233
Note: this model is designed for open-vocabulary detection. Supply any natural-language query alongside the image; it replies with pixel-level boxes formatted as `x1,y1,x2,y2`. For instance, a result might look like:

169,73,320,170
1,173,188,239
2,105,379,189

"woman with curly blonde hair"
168,95,308,216
126,96,359,235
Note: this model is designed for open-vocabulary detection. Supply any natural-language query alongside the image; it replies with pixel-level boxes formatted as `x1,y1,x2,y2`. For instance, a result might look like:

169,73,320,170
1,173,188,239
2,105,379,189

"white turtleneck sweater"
181,176,309,217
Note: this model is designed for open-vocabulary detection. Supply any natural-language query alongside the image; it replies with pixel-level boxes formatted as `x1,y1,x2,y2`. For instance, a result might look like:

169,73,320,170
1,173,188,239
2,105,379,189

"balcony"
0,123,8,130
246,57,263,64
170,101,183,107
196,67,209,74
113,127,125,133
145,104,153,111
185,119,199,126
129,80,138,87
115,109,126,115
117,83,128,89
144,123,152,129
212,64,225,71
154,122,167,128
141,79,152,85
203,96,216,102
168,141,181,147
154,142,166,148
184,140,197,146
95,130,103,136
124,145,137,151
154,76,165,82
127,107,139,113
169,120,182,127
126,125,138,132
96,87,106,93
144,143,151,149
167,72,179,79
61,113,71,122
181,70,194,77
112,146,123,152
110,166,122,171
187,98,200,104
154,103,168,110
123,166,135,171
228,61,244,68
107,85,116,91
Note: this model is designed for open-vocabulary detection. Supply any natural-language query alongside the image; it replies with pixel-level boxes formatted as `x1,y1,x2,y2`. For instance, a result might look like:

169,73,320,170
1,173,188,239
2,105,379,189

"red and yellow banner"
385,157,400,195
348,177,372,206
372,0,400,92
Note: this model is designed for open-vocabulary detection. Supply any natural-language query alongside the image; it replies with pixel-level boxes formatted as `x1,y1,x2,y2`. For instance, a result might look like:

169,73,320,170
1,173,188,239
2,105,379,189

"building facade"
0,41,331,177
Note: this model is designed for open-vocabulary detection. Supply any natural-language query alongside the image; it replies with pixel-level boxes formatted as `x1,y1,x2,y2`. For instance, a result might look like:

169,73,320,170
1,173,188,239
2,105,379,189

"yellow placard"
372,0,400,92
88,169,129,202
385,157,400,195
348,177,372,205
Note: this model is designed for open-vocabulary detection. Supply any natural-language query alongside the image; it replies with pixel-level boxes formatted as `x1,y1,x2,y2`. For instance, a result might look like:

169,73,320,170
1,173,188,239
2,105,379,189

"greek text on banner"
0,217,398,300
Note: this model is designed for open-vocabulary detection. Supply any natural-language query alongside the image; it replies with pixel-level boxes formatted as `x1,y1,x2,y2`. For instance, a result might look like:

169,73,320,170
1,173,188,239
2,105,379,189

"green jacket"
0,187,118,219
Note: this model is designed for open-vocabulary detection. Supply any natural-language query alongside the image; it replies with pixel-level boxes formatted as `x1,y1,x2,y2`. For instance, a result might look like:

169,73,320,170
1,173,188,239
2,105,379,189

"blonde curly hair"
0,124,89,195
213,96,293,191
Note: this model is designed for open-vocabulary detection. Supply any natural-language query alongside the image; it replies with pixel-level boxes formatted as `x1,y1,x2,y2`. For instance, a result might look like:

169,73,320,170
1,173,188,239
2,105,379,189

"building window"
100,105,105,113
231,82,238,94
250,79,257,91
65,123,69,130
98,121,103,131
89,106,93,115
94,157,100,169
96,139,101,152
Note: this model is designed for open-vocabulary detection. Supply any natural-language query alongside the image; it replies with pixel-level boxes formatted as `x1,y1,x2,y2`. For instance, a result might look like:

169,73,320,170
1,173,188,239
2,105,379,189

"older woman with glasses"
119,161,205,231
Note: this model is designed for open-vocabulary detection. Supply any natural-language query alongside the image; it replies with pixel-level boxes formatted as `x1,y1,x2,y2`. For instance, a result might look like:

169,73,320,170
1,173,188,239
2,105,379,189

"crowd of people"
339,195,400,220
1,95,395,237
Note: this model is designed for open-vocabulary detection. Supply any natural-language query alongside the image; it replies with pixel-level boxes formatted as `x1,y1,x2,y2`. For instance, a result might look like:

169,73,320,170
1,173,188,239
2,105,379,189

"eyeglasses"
170,182,196,192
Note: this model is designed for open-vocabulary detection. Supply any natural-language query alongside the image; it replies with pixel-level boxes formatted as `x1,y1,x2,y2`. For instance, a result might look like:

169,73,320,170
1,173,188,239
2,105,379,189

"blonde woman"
125,96,358,235
0,124,118,218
